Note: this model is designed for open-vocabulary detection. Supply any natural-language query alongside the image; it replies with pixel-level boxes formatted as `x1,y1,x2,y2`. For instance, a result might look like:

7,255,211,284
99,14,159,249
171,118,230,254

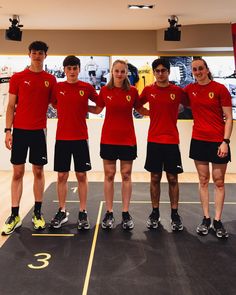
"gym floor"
0,175,236,295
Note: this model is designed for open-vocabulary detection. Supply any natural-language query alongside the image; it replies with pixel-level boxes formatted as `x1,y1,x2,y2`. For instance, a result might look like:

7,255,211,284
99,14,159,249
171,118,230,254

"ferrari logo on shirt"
209,92,214,99
126,95,131,102
170,93,175,100
44,81,49,87
79,90,84,96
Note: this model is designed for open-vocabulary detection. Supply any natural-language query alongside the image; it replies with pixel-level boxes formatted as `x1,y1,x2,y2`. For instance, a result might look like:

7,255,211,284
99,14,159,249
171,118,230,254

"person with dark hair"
50,55,98,230
89,60,147,230
184,57,233,238
1,41,56,235
138,58,188,231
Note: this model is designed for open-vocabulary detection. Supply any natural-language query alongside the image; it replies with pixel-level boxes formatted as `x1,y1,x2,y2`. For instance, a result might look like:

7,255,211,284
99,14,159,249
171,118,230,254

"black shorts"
145,142,183,174
54,140,92,172
11,128,47,166
189,138,231,164
100,144,137,161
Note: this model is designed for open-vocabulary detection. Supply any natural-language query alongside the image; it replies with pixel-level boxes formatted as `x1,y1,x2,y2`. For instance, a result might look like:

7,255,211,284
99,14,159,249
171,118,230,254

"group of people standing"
1,40,233,240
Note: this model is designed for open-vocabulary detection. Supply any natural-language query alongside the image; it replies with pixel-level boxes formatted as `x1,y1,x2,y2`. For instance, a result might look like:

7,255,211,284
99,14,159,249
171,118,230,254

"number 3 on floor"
28,253,51,269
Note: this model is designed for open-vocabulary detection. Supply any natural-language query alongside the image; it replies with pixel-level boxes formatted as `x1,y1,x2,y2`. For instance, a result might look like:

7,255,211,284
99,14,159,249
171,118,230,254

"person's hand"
217,142,229,158
5,132,13,150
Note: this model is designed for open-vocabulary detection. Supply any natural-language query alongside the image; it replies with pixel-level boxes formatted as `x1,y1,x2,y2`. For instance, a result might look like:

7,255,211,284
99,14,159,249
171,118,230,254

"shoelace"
104,212,113,221
79,211,87,221
150,211,159,221
54,210,65,221
8,214,17,224
34,211,42,220
122,212,131,222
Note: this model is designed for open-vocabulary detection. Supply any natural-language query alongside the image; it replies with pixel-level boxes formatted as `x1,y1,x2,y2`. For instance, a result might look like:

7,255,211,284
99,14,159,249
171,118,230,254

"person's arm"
135,105,149,116
5,93,17,150
217,106,233,158
88,105,104,114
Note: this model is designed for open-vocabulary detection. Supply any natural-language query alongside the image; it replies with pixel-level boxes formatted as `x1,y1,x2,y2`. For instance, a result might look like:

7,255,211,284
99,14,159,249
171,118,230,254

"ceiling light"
128,4,154,9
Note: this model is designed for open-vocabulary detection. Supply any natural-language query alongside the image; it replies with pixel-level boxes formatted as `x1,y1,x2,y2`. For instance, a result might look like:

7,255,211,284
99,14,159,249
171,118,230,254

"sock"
11,207,19,216
153,207,159,214
34,202,42,213
171,208,178,218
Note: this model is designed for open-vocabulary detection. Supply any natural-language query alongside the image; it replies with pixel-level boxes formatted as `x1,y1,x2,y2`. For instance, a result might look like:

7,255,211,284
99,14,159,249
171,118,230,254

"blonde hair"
107,60,131,91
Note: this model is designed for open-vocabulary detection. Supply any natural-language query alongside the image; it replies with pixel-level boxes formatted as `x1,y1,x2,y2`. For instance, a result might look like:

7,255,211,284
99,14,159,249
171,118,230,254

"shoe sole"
50,217,69,229
122,223,135,230
196,228,209,235
212,227,229,239
146,217,161,229
101,223,114,229
171,225,184,231
78,224,90,230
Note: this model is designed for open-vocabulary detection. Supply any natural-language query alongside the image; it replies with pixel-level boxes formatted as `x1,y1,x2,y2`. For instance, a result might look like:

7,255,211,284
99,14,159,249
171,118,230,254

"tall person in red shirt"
184,58,233,238
1,41,56,235
89,60,146,230
50,55,98,230
138,58,187,231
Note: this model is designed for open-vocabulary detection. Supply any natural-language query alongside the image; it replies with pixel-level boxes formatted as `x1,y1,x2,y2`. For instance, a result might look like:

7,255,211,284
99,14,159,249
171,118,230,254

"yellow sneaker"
32,212,46,230
1,215,22,235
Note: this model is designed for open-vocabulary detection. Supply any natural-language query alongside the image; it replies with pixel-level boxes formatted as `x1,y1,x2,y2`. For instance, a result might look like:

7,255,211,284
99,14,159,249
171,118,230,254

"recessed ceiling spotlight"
128,4,154,9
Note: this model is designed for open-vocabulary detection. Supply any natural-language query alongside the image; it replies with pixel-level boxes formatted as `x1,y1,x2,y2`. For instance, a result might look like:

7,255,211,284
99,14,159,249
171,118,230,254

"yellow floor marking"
32,234,75,237
82,201,103,295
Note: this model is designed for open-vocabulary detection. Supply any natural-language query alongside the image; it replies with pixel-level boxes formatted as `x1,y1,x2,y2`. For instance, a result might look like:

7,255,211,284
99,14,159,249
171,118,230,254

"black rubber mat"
0,182,236,295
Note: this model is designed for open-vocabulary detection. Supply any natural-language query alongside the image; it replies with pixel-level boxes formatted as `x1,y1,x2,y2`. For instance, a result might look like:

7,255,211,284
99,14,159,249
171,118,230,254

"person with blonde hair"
89,59,147,230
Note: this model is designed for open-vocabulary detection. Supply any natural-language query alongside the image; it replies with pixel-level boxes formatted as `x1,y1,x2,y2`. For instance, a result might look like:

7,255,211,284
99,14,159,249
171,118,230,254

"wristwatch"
223,139,230,144
4,128,12,133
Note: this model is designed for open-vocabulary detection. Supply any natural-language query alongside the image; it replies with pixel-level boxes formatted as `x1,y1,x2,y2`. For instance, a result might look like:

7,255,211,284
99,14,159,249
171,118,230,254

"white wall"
0,117,235,173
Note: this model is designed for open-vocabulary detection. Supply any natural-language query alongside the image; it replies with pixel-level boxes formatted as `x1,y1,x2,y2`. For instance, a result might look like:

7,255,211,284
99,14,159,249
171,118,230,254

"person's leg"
57,172,69,211
32,165,45,203
194,160,211,235
76,172,88,211
195,160,210,218
76,171,90,229
32,164,46,229
211,163,229,238
11,164,25,208
212,163,227,221
120,160,135,229
146,172,162,229
103,159,116,212
50,172,69,229
166,172,183,231
120,160,133,212
102,159,116,229
150,172,162,209
166,172,179,210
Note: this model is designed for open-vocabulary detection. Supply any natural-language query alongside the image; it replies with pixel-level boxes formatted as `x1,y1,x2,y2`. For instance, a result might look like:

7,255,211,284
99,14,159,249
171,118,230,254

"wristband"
223,139,230,144
4,128,12,133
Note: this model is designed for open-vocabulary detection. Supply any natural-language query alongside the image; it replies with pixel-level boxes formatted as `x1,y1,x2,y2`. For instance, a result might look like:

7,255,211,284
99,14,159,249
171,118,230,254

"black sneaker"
171,212,183,231
78,211,90,230
212,219,229,239
102,211,115,229
196,217,211,235
50,209,69,229
122,211,134,230
146,210,160,229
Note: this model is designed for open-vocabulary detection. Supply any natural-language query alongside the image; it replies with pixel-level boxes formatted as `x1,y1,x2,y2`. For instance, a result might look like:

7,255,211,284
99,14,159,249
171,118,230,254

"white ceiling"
0,0,236,30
